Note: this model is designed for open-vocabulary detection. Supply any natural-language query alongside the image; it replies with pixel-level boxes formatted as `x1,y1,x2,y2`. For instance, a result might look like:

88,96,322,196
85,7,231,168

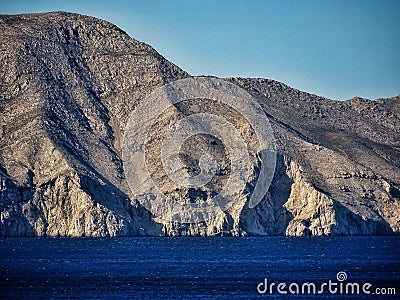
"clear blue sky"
1,0,399,100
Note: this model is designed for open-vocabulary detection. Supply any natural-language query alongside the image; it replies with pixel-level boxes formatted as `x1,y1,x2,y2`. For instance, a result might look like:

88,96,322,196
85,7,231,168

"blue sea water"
0,236,399,299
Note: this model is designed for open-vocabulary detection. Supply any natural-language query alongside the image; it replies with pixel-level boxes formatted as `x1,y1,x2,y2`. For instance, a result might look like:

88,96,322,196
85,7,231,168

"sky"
1,0,399,100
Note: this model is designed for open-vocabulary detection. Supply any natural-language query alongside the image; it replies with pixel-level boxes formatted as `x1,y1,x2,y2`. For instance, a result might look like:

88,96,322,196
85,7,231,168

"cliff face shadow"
0,171,37,236
240,153,295,235
331,200,394,235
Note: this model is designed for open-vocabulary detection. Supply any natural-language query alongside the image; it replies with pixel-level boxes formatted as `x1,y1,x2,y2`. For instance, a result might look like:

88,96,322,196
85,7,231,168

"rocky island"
1,12,399,236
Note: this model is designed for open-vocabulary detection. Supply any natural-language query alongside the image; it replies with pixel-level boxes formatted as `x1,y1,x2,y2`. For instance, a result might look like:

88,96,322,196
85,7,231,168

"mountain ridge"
1,12,399,236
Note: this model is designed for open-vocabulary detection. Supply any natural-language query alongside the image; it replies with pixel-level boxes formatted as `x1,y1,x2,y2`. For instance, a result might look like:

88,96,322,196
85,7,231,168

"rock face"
1,12,399,236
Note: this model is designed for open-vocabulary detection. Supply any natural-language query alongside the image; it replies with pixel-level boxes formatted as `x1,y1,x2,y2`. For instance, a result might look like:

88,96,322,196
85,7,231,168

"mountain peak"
1,12,399,237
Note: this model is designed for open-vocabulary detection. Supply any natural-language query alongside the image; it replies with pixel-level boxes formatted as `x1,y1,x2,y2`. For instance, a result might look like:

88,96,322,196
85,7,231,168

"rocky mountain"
1,12,399,236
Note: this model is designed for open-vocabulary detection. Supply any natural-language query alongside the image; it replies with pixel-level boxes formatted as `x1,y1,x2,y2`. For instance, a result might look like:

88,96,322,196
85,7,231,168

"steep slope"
1,12,399,236
0,12,187,236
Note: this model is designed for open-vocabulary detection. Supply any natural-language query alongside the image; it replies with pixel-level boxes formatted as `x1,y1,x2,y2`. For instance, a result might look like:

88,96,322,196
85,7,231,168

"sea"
1,236,399,299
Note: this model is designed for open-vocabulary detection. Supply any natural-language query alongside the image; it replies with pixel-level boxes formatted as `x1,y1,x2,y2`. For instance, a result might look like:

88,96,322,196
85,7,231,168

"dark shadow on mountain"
0,170,37,236
331,200,394,235
240,153,294,235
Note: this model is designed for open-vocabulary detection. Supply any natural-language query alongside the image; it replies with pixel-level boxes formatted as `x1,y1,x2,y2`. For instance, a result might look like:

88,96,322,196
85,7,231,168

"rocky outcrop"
1,12,399,236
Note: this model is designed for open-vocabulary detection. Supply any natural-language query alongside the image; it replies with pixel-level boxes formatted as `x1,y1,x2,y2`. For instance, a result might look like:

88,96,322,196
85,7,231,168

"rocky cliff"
1,12,399,236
